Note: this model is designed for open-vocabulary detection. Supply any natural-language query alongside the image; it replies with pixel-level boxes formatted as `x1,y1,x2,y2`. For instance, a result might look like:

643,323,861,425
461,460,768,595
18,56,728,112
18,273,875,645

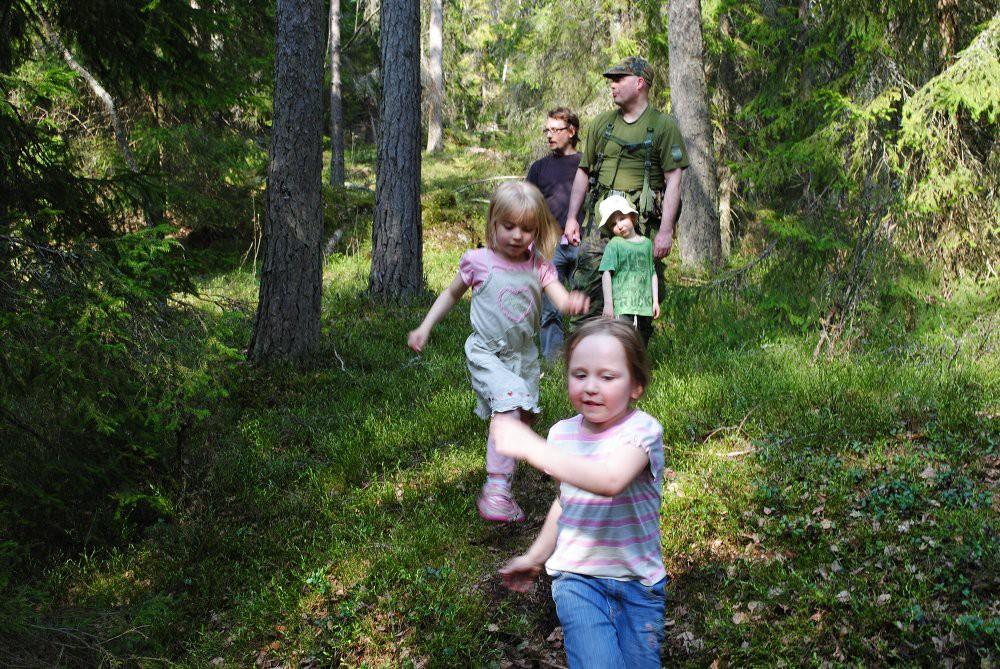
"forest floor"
10,148,999,667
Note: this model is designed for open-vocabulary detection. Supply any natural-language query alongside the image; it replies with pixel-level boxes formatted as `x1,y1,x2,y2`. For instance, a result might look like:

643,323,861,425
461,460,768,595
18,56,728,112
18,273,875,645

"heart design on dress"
497,286,533,323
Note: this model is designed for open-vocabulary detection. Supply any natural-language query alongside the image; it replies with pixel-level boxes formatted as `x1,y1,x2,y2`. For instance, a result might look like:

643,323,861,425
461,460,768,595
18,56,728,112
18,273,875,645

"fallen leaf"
810,611,824,622
732,611,749,624
836,590,852,603
877,593,891,606
920,466,936,480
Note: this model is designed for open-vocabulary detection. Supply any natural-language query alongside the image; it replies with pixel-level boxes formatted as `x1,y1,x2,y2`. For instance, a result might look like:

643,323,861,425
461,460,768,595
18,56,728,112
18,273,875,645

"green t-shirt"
579,106,690,192
598,236,655,317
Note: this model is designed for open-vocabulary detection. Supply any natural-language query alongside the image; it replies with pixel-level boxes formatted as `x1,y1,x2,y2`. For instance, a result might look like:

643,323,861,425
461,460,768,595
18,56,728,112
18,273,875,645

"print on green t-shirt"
598,236,655,317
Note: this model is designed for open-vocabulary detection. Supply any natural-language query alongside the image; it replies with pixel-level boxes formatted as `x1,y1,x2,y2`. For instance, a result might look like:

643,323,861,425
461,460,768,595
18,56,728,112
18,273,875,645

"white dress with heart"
460,248,554,420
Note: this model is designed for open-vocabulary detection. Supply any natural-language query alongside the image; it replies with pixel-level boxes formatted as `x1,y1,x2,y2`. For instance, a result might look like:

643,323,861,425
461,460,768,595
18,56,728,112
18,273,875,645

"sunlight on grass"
25,150,997,668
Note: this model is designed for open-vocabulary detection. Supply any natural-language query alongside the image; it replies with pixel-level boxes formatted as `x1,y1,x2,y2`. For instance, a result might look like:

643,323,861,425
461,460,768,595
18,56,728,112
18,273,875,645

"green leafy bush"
0,228,240,571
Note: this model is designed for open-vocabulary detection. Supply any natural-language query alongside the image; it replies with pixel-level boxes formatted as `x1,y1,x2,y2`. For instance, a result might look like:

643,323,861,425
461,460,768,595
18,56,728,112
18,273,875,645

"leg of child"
551,573,626,668
479,409,526,523
616,578,666,668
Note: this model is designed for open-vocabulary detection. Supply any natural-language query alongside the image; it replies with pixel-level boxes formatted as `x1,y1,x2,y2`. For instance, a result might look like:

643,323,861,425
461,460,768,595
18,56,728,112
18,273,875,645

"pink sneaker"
477,488,525,523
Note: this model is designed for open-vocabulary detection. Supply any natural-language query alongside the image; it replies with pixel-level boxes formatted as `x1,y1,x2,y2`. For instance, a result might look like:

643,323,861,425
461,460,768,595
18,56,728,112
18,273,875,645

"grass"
4,148,998,667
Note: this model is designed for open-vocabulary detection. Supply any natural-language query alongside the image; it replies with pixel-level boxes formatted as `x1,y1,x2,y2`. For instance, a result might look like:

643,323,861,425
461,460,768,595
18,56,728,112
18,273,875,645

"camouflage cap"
603,56,654,85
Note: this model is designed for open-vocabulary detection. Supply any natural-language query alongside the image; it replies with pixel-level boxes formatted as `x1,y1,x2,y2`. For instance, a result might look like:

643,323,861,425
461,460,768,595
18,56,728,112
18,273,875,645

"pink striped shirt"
545,410,666,585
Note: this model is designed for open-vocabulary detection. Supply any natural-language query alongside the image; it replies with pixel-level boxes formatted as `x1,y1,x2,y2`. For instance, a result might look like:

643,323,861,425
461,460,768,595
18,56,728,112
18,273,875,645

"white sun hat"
598,193,639,232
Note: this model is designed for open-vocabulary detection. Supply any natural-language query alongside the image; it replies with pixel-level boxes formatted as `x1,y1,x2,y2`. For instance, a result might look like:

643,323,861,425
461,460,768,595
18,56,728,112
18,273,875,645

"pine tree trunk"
669,0,721,269
250,0,326,363
937,0,959,60
718,169,734,258
370,0,423,300
328,0,346,188
715,11,737,260
425,0,445,153
797,0,812,98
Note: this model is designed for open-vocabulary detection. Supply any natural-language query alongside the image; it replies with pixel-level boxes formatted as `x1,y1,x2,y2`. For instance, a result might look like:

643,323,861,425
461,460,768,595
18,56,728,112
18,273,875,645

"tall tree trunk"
328,0,346,188
669,0,721,269
369,0,423,299
718,170,734,258
797,0,812,98
39,15,155,229
425,0,444,153
715,12,737,259
250,0,326,363
937,0,959,60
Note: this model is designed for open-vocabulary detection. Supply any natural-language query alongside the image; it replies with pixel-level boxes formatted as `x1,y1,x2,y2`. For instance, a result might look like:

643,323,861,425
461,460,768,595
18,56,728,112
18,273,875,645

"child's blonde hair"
485,181,560,260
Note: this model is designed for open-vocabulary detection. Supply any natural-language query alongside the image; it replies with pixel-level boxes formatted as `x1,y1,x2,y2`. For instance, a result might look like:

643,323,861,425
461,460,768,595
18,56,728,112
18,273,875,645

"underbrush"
2,150,996,667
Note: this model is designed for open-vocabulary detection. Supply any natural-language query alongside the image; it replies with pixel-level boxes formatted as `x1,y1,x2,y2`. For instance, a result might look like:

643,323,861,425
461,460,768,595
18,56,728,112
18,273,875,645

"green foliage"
6,213,995,665
899,16,1000,268
0,228,241,567
705,0,997,277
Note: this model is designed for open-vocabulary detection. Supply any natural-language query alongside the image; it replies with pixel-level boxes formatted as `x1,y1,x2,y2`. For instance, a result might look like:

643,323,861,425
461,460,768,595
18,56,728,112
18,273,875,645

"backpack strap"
583,119,616,236
638,126,656,226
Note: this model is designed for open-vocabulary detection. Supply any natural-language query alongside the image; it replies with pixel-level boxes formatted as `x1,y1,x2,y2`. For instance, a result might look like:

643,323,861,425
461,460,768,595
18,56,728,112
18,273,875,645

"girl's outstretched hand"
499,555,542,592
407,327,429,352
564,290,591,315
490,413,534,459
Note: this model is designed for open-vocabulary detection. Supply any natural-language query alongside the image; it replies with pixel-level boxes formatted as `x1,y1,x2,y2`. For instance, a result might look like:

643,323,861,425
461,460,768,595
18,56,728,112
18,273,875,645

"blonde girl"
408,181,589,522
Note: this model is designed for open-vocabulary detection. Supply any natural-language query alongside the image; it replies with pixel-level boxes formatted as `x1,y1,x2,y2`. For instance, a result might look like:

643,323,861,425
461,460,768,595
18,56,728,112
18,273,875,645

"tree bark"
250,0,326,363
715,12,737,259
937,0,959,61
669,0,722,269
425,0,444,153
369,0,423,300
797,0,812,98
328,0,346,188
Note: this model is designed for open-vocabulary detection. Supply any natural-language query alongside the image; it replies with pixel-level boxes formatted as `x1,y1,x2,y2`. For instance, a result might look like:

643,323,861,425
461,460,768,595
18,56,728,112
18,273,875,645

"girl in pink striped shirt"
492,319,666,668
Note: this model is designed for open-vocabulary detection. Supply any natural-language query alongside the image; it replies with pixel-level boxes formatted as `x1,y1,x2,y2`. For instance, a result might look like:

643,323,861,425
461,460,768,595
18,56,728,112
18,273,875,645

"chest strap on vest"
638,127,655,225
584,122,657,235
583,121,617,236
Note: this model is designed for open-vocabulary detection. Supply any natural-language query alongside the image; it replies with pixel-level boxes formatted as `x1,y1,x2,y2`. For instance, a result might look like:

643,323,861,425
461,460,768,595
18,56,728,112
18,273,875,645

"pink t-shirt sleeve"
618,415,665,481
535,255,557,288
458,248,488,289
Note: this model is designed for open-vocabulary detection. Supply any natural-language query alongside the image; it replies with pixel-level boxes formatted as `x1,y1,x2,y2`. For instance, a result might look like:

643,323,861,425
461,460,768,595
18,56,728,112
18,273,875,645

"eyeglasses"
542,126,570,135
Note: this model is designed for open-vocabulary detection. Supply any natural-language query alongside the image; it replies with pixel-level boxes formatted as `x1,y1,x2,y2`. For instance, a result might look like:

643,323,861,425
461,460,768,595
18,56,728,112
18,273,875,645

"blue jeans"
540,243,579,361
551,572,666,668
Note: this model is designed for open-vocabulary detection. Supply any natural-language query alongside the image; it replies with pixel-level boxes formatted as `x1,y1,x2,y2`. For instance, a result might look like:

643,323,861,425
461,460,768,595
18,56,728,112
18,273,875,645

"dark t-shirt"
526,152,582,230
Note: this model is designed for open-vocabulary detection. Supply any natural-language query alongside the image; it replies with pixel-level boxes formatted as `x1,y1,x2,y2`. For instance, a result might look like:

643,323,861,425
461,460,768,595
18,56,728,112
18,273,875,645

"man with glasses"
563,57,689,343
527,107,582,360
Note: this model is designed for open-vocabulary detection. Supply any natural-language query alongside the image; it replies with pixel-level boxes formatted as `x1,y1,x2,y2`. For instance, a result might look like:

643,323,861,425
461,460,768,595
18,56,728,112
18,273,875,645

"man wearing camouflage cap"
563,56,689,340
